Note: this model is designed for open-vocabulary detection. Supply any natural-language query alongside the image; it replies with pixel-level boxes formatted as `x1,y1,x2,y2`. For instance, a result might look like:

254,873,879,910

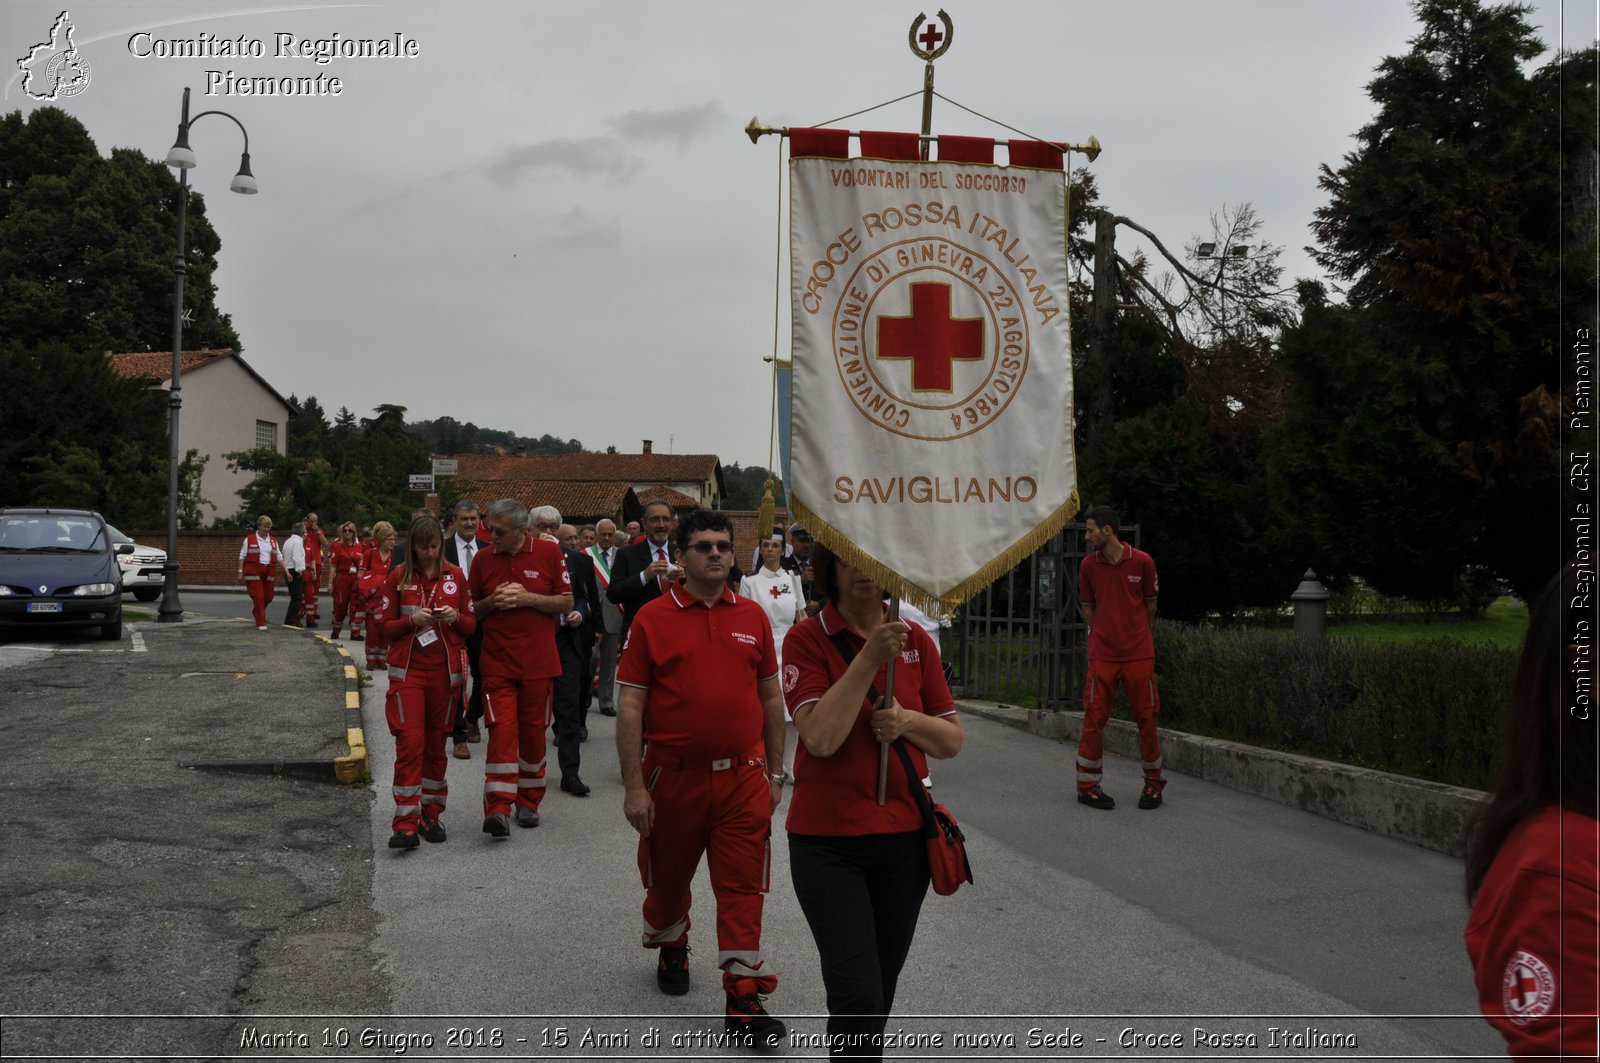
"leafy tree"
1270,0,1595,602
0,107,239,354
720,463,784,511
0,340,169,526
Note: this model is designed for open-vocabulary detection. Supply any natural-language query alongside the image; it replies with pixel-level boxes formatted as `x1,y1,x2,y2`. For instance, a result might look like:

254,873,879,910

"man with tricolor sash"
587,517,623,718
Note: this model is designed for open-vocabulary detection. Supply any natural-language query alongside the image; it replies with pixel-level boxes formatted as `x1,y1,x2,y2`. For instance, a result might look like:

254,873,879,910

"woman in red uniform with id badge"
379,515,475,850
328,521,363,639
237,515,287,630
358,521,397,670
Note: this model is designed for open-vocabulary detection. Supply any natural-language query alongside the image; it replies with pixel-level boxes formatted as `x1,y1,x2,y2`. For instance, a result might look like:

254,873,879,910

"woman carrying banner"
237,514,288,630
328,521,363,639
358,521,397,670
1464,561,1597,1059
781,543,963,1058
378,515,475,849
741,534,807,780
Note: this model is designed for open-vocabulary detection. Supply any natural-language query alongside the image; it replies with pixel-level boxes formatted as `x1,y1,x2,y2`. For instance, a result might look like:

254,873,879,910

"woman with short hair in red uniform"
781,543,963,1059
378,515,476,850
358,521,397,670
1464,561,1597,1060
237,515,288,630
328,522,363,639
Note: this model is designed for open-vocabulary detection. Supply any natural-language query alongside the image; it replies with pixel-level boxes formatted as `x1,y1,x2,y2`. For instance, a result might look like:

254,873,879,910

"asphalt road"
2,589,1505,1061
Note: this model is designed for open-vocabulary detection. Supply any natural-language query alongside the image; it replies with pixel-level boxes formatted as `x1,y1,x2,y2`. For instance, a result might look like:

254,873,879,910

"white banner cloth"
788,156,1077,607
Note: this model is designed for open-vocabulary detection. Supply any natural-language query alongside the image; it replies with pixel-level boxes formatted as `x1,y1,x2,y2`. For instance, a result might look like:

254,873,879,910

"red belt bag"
827,631,973,896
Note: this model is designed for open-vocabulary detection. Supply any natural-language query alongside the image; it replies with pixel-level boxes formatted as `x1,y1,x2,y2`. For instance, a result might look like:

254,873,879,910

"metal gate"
947,522,1137,711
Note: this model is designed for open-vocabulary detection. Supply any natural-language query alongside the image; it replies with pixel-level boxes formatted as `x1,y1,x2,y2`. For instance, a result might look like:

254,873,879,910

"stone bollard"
1291,569,1329,645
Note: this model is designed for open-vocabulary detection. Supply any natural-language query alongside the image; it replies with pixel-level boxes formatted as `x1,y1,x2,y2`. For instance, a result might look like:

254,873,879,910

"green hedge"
1153,620,1516,790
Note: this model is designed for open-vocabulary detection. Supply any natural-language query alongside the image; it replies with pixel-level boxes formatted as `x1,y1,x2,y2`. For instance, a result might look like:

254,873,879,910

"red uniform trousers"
637,746,777,998
363,597,389,669
384,660,452,833
301,567,320,624
244,573,274,627
481,676,551,817
332,571,359,632
1077,657,1165,793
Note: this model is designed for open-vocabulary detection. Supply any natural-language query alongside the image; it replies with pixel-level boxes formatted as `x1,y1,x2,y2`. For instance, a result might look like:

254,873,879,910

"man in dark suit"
444,501,490,759
606,500,680,638
588,517,624,717
544,511,595,796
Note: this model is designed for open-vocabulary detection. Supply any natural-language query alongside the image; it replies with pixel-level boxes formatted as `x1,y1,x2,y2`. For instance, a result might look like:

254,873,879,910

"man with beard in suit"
444,500,490,759
606,501,679,639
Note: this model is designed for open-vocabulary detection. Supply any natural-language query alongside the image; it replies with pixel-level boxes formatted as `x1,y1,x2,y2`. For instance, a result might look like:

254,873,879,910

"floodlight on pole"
157,86,258,624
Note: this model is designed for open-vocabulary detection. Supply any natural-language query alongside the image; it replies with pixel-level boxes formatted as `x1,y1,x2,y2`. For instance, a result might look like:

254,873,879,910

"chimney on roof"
642,439,653,454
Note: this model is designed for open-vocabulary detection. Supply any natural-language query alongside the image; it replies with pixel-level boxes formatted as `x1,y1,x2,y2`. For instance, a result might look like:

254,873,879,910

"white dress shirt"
281,534,306,573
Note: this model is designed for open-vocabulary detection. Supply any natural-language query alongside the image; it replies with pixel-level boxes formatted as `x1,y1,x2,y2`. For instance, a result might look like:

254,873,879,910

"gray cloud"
484,138,643,184
609,103,726,150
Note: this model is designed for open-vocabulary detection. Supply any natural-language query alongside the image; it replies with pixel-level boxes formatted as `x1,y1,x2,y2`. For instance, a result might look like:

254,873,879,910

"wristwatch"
767,771,785,785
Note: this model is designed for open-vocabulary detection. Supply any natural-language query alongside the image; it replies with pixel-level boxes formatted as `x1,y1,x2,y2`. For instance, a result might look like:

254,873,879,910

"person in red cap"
616,508,787,1047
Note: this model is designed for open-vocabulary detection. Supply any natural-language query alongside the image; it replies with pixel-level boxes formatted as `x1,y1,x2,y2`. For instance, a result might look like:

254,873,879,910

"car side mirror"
117,543,135,555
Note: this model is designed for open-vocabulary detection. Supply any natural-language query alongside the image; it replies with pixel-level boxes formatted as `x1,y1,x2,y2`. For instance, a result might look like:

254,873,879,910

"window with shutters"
255,420,277,451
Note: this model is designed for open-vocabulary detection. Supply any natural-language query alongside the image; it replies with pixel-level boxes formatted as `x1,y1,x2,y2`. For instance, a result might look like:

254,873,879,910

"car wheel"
101,615,123,641
133,588,160,602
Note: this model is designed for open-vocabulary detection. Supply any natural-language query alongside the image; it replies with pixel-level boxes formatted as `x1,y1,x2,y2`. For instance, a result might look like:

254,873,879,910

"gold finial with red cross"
908,10,953,62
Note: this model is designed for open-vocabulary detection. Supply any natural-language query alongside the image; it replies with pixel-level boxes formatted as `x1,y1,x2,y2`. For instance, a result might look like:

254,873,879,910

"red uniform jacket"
380,563,477,684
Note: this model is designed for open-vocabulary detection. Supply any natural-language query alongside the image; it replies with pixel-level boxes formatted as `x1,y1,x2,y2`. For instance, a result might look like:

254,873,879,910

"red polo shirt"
617,582,778,757
1079,544,1158,661
468,534,569,679
782,603,957,836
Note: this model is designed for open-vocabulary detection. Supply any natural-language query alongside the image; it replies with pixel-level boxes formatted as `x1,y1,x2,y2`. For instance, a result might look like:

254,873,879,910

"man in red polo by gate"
616,508,787,1047
1076,505,1167,811
469,498,572,838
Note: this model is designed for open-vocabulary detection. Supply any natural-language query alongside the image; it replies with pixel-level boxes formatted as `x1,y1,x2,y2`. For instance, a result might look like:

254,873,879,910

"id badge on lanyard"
415,577,442,646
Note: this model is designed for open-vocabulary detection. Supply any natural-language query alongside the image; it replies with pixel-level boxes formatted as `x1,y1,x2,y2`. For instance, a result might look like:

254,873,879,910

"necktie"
464,540,474,575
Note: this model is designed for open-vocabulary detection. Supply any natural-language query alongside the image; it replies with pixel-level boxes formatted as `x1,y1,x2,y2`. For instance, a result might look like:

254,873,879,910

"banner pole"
877,596,901,805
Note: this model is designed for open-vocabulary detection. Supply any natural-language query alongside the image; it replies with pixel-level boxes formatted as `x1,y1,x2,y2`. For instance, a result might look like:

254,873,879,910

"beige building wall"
164,359,289,520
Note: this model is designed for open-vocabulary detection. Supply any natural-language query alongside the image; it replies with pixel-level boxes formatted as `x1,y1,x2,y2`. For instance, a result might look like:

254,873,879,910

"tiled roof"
452,480,639,523
636,485,699,509
108,349,233,382
449,452,722,487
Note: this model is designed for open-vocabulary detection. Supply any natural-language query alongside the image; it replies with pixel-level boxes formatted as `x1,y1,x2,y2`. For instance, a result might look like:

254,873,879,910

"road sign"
408,474,434,491
432,458,459,477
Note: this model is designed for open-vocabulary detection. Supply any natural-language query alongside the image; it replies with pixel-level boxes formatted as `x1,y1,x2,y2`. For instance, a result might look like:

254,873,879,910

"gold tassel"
757,479,776,540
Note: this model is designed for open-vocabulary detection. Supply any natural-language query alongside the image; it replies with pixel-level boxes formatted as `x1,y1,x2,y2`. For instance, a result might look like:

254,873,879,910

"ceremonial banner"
788,131,1077,608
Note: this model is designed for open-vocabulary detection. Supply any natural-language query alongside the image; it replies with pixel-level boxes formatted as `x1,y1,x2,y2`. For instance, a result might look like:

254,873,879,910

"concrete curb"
956,699,1487,858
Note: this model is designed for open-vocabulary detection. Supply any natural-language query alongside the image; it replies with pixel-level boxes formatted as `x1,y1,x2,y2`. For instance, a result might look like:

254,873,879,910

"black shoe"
418,815,446,843
579,727,588,742
351,634,364,641
305,621,318,629
388,828,419,849
1138,782,1164,810
514,806,540,828
656,945,690,995
599,706,617,717
482,813,510,838
1077,786,1115,810
561,775,591,797
725,992,785,1048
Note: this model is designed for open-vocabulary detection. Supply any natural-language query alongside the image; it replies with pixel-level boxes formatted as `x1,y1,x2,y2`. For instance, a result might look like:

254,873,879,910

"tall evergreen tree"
1269,0,1595,602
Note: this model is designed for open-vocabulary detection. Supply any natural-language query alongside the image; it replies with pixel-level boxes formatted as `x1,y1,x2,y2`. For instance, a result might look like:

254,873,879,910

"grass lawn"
1329,597,1528,651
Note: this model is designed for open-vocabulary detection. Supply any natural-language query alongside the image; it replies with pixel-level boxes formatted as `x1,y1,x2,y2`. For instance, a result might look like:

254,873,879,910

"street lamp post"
157,86,257,623
1195,240,1251,340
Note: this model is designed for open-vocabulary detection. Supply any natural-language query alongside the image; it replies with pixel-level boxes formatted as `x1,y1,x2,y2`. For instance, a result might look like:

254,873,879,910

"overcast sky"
5,0,1590,468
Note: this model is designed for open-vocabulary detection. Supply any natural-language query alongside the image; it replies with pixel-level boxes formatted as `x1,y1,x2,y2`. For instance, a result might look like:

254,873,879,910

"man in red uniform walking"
301,512,329,628
616,508,787,1046
1076,505,1166,811
469,499,572,838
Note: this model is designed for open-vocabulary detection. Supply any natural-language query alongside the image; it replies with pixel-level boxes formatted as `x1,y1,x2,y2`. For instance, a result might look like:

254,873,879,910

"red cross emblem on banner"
877,282,985,391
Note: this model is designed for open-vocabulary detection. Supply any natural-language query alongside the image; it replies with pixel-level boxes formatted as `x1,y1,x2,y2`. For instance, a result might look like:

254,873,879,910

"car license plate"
27,601,62,614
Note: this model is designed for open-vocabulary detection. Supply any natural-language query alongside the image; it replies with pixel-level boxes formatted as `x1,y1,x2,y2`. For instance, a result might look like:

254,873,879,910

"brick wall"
126,530,264,586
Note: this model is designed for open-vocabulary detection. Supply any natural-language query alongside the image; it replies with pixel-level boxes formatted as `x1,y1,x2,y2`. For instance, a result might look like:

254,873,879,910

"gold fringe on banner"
787,488,1081,614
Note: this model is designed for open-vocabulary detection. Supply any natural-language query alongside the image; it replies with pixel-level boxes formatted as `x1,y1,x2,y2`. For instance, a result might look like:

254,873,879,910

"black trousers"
551,642,584,778
281,570,303,626
450,629,485,740
789,831,930,1058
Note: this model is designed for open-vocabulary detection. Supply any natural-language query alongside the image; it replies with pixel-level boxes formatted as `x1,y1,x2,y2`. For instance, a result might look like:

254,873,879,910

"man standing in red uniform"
469,499,572,838
616,508,787,1046
1076,505,1166,811
301,512,329,628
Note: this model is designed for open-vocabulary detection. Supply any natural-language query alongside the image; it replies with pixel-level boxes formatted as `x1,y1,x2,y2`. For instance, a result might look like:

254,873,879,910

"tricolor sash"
587,546,612,590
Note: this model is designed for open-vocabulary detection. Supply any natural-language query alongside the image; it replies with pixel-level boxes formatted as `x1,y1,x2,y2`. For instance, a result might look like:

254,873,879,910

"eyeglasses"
486,524,518,538
533,521,559,531
685,540,734,555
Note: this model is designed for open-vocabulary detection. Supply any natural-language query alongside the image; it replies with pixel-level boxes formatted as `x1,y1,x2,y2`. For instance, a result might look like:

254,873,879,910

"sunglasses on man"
684,540,734,555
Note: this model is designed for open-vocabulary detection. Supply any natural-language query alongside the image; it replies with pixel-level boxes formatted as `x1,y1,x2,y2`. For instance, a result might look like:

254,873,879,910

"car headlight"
0,586,12,597
72,583,118,596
